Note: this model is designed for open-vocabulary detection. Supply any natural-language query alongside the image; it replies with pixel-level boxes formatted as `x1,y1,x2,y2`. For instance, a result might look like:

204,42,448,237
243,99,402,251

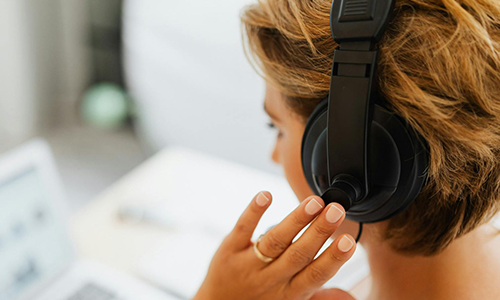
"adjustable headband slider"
331,0,396,42
333,49,377,78
325,46,379,206
338,0,376,23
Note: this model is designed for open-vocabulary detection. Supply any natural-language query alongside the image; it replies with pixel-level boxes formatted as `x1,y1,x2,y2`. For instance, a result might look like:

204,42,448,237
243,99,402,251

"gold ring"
253,234,275,263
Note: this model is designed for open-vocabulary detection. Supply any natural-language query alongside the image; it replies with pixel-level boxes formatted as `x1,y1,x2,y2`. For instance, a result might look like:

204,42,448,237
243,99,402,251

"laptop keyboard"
66,283,119,300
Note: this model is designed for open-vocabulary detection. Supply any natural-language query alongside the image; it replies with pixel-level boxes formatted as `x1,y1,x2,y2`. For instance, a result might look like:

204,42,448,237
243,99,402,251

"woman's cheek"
281,137,314,203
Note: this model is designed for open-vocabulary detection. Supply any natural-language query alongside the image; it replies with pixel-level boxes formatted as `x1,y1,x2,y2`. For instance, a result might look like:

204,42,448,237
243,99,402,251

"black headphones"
301,0,429,231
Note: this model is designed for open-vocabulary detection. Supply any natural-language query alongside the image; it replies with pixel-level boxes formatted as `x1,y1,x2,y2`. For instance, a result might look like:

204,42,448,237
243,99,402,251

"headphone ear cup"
301,98,329,195
301,100,428,223
311,129,329,192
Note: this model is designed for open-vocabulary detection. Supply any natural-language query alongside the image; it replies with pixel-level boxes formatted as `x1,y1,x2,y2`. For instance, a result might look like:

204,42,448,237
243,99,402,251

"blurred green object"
81,83,131,129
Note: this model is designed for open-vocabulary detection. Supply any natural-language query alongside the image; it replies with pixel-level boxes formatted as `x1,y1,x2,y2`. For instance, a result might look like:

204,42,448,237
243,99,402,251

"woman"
193,0,500,299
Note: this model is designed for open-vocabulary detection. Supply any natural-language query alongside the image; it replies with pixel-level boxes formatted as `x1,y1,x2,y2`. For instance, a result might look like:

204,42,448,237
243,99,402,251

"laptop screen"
0,166,74,300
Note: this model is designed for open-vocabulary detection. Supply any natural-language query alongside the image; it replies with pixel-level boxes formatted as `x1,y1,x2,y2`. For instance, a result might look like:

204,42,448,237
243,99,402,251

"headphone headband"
322,0,396,209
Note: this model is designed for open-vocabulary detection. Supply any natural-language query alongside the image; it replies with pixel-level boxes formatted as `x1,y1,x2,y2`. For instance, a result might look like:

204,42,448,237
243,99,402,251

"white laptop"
0,139,178,300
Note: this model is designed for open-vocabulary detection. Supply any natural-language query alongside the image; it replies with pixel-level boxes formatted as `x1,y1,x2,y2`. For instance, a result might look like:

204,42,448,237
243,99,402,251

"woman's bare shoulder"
349,274,372,300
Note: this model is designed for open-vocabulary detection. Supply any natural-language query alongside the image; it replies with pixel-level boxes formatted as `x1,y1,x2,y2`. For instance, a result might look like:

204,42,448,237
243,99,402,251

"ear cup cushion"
301,98,330,193
301,99,429,223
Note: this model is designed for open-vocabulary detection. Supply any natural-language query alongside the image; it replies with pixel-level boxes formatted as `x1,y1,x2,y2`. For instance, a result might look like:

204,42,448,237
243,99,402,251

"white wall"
0,0,38,147
0,0,91,151
25,0,65,130
58,0,92,126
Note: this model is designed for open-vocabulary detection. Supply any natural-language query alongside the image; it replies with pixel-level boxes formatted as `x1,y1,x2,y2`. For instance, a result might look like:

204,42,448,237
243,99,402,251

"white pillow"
123,0,281,175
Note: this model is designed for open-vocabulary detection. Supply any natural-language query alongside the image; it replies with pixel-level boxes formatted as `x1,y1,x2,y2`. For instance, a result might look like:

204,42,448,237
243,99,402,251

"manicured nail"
256,192,270,207
326,204,344,223
338,236,354,252
305,198,323,215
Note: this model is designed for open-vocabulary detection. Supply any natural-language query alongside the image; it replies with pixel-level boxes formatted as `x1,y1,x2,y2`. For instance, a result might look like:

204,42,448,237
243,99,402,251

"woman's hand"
192,191,358,300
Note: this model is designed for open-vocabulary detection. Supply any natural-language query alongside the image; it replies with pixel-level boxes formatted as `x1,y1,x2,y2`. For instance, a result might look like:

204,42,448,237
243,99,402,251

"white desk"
71,146,369,299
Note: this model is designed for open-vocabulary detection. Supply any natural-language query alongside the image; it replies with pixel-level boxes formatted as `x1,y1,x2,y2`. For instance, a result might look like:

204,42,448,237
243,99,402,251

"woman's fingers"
225,191,272,251
269,202,346,277
256,196,325,260
289,234,356,296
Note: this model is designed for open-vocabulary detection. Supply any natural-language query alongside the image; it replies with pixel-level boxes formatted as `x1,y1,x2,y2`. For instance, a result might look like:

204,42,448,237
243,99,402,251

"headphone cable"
355,222,363,243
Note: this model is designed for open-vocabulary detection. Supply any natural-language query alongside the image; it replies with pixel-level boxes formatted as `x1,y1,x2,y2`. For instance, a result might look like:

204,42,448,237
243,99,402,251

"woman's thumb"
310,288,357,300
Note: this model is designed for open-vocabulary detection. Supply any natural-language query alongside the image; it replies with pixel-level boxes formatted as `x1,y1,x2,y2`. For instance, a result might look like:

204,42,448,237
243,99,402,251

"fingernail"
256,192,270,207
305,198,323,215
338,236,354,252
326,204,344,223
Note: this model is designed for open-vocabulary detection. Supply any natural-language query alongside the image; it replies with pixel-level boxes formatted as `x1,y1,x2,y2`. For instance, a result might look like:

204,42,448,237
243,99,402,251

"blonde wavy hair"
241,0,500,256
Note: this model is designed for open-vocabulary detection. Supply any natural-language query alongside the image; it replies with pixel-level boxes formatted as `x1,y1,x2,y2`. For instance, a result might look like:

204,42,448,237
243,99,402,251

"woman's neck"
360,222,500,300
